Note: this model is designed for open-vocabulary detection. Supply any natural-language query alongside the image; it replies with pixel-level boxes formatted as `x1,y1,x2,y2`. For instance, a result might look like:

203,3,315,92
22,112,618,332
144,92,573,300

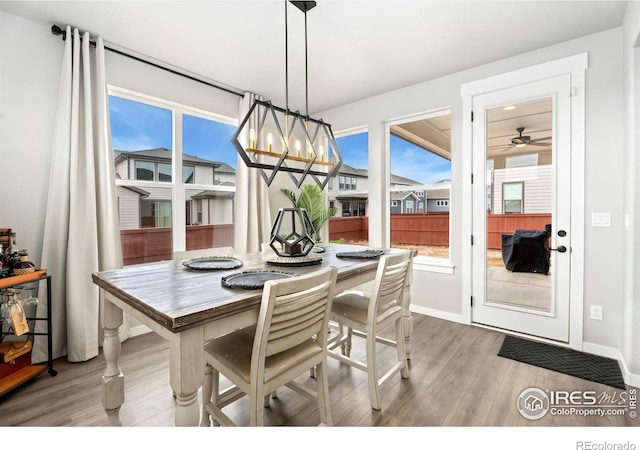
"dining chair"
328,250,412,411
200,266,338,426
172,246,234,263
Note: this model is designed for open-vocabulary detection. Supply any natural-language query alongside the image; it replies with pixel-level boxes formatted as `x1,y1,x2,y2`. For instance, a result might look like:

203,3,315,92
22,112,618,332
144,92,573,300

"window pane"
158,163,172,182
183,166,195,184
182,114,237,251
117,186,174,265
328,131,369,244
503,182,523,200
389,112,452,259
135,161,154,181
109,95,173,265
504,200,523,214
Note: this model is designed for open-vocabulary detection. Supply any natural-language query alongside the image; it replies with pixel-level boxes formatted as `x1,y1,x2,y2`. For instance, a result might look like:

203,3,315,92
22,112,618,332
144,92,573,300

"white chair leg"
366,332,381,410
316,361,332,426
396,319,409,379
342,327,353,357
250,386,264,426
200,364,213,426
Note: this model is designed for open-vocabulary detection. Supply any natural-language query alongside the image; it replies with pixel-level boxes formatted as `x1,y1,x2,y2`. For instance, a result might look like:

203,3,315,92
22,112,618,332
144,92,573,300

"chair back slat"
371,252,412,315
254,267,337,363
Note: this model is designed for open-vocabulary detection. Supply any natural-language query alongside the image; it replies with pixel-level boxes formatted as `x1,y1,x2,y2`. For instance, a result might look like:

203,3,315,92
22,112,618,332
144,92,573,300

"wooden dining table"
92,243,413,426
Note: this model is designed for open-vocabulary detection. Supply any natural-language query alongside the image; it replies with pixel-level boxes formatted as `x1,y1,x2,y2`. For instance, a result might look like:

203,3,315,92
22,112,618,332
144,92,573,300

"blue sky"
109,95,451,184
336,132,451,185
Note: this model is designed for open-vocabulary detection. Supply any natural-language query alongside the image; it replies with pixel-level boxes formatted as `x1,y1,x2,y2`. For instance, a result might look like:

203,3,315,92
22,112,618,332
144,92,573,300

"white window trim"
385,107,453,273
109,85,238,253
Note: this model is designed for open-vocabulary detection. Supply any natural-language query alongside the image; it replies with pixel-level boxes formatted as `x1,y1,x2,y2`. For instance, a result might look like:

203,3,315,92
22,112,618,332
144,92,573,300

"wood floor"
0,314,635,428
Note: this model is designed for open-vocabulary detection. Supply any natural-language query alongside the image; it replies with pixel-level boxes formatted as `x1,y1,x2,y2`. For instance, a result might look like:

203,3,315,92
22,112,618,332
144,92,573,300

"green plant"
281,184,336,242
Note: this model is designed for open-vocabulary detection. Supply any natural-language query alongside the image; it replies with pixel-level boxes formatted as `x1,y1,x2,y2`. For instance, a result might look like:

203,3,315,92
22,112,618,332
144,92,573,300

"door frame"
460,53,587,350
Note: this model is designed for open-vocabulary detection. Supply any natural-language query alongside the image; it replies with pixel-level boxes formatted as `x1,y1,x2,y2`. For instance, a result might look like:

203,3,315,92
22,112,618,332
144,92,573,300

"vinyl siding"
492,165,552,214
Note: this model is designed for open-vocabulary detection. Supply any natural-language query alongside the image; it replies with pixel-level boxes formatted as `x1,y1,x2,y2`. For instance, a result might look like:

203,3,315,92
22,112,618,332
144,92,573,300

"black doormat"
498,335,626,390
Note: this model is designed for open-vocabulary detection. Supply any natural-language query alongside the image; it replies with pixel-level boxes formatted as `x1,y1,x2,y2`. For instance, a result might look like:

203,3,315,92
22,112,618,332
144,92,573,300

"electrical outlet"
590,305,603,321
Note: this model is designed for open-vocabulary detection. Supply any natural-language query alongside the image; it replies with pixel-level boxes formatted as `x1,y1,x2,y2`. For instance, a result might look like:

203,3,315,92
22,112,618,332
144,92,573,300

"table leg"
402,306,413,361
170,327,204,426
101,292,124,426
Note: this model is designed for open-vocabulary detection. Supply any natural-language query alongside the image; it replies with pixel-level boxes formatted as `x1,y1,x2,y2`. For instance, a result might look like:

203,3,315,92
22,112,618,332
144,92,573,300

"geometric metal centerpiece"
269,207,316,257
232,99,342,189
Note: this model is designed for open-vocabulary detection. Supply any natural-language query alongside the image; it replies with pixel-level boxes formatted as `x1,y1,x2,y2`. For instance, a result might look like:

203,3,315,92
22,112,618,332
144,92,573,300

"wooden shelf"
0,269,55,397
246,148,335,167
0,364,47,396
0,269,47,289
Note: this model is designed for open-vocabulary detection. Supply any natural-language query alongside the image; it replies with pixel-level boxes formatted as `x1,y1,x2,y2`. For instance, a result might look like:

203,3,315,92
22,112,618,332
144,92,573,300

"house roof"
390,191,419,202
191,190,235,199
334,192,368,201
119,185,150,198
114,147,230,169
339,163,421,185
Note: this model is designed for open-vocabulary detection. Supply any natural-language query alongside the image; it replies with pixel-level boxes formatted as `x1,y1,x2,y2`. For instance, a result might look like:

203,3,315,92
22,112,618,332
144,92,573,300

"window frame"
385,107,454,274
108,85,238,255
502,181,524,214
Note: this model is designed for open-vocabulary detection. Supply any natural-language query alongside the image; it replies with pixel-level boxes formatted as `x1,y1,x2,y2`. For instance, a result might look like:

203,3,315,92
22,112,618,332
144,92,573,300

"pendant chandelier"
232,0,342,188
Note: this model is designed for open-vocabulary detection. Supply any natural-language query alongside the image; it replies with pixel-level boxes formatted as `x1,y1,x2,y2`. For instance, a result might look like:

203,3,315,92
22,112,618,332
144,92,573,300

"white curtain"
36,27,124,363
233,93,272,253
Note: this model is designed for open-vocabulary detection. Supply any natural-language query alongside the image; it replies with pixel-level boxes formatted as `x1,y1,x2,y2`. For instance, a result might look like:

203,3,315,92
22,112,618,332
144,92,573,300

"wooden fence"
329,213,551,250
121,224,234,266
486,213,551,249
121,213,552,264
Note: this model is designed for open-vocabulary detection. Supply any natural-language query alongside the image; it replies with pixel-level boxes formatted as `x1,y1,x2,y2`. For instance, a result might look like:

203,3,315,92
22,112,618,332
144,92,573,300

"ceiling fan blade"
533,136,552,141
500,144,516,153
528,142,552,147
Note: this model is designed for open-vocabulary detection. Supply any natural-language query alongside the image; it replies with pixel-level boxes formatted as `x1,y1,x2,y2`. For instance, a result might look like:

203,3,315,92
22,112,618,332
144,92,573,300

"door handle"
550,245,567,253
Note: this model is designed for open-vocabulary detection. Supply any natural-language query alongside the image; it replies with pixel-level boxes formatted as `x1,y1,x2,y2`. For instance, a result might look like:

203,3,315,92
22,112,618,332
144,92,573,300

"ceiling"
0,1,627,114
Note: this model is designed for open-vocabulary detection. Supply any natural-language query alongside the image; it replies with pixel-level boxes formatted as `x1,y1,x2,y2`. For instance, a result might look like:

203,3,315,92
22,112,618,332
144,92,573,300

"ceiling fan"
501,127,552,152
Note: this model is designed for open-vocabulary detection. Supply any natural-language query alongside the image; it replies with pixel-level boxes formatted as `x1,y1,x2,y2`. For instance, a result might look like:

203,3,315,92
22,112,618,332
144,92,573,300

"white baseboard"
582,341,619,359
583,342,639,388
410,305,466,324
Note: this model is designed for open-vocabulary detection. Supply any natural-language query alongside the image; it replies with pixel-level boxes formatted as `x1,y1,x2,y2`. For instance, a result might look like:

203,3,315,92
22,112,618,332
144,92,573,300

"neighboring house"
489,165,552,214
327,164,370,217
328,164,451,216
114,148,235,229
390,191,421,214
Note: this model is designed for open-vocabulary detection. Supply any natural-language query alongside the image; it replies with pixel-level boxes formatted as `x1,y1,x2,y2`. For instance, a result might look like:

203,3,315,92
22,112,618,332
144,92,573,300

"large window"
327,130,369,244
109,89,237,265
389,110,452,260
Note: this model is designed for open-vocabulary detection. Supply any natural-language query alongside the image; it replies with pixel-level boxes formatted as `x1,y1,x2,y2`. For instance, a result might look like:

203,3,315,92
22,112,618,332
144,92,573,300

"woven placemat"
221,270,295,289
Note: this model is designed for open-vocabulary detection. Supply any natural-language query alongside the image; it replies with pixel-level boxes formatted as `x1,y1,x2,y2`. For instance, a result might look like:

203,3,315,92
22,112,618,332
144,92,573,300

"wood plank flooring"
0,314,636,428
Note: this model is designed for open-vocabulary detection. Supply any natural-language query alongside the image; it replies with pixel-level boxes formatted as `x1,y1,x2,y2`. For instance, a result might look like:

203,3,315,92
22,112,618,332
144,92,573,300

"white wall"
622,1,640,382
317,28,626,352
0,12,64,268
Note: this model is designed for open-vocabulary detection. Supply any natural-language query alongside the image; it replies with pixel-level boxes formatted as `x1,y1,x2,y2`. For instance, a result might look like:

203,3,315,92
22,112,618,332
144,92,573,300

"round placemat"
336,249,385,259
221,270,295,289
182,256,244,270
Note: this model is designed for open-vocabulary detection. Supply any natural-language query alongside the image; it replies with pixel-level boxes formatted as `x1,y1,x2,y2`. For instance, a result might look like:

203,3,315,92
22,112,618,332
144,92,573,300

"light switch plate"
592,212,611,227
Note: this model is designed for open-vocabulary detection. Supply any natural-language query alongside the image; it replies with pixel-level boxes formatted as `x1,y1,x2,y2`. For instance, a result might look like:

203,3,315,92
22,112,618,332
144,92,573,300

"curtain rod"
50,24,244,98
